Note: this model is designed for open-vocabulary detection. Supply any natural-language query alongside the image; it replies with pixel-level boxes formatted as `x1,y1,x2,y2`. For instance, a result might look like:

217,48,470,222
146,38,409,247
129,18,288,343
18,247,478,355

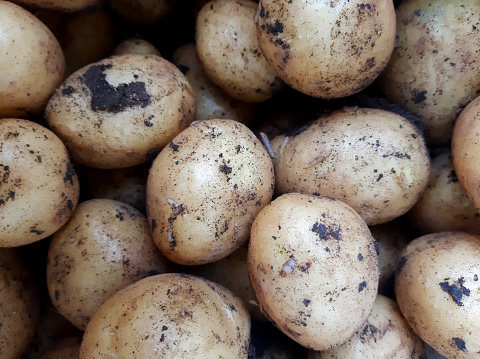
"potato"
108,0,177,25
196,0,283,103
112,38,162,57
0,2,65,118
147,119,274,265
378,0,480,146
80,273,251,358
171,43,256,126
0,248,40,358
395,231,480,358
255,0,395,99
46,199,175,330
45,54,196,169
308,294,425,358
408,151,480,235
10,0,101,12
270,107,431,226
0,118,80,247
248,193,379,350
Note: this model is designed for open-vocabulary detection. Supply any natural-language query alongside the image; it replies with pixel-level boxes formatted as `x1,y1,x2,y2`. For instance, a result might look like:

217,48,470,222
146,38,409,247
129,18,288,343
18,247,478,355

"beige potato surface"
80,273,251,358
196,0,283,103
248,193,379,350
45,54,196,169
0,118,80,247
47,199,174,330
112,38,161,57
395,231,480,358
270,107,430,226
255,0,395,99
0,2,65,118
147,119,274,265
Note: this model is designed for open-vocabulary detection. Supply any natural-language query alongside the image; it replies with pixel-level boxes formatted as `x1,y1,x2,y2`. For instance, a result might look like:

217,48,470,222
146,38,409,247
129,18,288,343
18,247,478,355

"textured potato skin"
80,273,251,358
0,119,80,247
255,0,395,99
395,232,480,358
147,119,274,265
0,2,65,118
9,0,101,12
378,0,480,146
248,193,379,351
271,107,430,226
45,54,196,169
46,199,174,330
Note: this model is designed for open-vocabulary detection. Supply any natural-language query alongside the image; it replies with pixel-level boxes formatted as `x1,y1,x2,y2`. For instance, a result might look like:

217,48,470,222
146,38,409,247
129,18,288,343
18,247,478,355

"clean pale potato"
0,2,65,118
255,0,395,99
196,0,283,103
80,273,251,358
395,231,480,358
270,107,431,226
47,199,175,330
45,54,196,169
249,193,379,351
147,119,274,265
0,118,80,247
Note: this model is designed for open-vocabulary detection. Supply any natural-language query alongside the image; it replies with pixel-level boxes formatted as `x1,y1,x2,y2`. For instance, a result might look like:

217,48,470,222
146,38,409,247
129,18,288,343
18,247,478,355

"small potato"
147,119,274,265
112,38,161,57
196,0,283,103
80,273,251,358
395,231,480,358
45,54,196,169
308,295,425,358
47,199,175,330
108,0,177,25
248,193,379,351
0,119,80,247
0,248,40,358
0,2,65,118
270,107,431,226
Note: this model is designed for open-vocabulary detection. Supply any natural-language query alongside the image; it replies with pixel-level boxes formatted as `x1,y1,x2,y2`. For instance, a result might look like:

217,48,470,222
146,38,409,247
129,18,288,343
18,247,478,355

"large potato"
147,119,274,265
249,193,379,350
45,54,196,169
80,273,251,358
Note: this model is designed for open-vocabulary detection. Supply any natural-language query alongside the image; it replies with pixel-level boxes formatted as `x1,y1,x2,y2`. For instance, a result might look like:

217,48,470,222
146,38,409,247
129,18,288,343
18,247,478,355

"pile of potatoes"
2,0,480,358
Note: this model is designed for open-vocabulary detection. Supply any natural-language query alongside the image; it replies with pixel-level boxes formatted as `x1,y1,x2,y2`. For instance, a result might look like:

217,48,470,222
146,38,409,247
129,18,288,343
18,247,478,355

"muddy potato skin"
147,119,274,265
248,193,379,350
45,54,196,169
0,2,65,118
171,43,256,126
47,199,174,330
378,0,480,146
395,232,480,358
0,119,80,247
196,0,283,103
255,0,395,99
309,295,425,359
271,107,430,226
0,248,40,359
80,273,251,358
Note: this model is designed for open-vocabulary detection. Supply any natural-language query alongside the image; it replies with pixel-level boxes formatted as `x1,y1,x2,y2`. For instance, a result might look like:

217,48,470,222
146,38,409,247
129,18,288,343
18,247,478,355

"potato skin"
248,193,379,350
0,119,80,247
395,232,480,358
80,273,251,358
255,0,395,99
9,0,101,12
147,119,274,265
271,107,430,226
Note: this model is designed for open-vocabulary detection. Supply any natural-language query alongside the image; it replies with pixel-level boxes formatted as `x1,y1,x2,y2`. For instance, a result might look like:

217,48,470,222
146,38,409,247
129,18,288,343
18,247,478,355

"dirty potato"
112,38,161,56
147,119,274,265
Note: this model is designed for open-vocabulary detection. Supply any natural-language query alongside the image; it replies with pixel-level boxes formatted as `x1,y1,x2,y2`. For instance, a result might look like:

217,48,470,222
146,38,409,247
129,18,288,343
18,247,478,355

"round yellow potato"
45,54,196,169
270,107,431,226
248,193,379,351
47,199,175,330
395,231,480,358
147,119,274,265
196,0,283,103
112,38,161,57
80,273,251,358
0,119,80,247
0,2,65,118
255,0,395,99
